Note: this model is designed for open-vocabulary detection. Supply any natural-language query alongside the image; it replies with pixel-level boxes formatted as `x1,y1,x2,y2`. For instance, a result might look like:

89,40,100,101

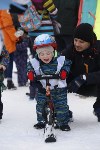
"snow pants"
0,87,3,119
36,87,70,126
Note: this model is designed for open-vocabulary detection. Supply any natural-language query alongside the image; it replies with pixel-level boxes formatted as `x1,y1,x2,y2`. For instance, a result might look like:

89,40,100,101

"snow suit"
27,55,72,126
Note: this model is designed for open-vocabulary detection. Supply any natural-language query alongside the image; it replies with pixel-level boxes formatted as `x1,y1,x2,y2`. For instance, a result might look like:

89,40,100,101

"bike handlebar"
35,74,59,80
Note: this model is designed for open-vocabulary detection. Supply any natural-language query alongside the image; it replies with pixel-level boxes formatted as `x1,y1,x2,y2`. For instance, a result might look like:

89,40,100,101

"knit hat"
74,23,95,45
36,45,54,57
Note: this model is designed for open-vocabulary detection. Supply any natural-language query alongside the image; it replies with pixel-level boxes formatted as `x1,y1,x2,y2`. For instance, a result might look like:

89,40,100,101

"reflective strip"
56,56,65,73
30,56,67,89
30,58,40,75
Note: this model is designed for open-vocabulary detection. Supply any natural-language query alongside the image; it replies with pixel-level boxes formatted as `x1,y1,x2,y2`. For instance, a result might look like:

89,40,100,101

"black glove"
68,75,86,93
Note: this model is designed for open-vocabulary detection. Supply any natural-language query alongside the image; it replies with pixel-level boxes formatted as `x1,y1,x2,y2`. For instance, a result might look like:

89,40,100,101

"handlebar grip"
35,74,59,80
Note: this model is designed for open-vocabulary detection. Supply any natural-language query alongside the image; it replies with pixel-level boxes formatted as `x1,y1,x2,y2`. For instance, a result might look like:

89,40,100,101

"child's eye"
47,53,51,55
40,53,44,56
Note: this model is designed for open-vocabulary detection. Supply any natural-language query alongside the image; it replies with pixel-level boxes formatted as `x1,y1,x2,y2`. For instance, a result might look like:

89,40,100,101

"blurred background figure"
53,0,80,52
0,0,29,14
0,10,19,90
0,33,9,121
14,34,29,87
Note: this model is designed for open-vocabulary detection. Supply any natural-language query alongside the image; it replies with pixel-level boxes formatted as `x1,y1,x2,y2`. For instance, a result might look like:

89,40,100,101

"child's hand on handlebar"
60,70,67,80
27,71,35,81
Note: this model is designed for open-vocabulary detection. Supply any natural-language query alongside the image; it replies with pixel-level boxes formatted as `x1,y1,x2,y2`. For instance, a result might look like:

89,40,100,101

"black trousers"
0,87,3,119
77,84,97,97
77,84,100,109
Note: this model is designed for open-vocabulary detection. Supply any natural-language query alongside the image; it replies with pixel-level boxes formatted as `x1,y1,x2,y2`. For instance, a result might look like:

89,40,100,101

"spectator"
0,34,9,121
53,0,80,52
62,23,100,121
0,10,19,90
14,35,29,87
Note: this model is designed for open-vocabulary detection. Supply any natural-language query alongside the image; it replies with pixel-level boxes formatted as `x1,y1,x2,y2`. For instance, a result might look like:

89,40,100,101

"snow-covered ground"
0,66,100,150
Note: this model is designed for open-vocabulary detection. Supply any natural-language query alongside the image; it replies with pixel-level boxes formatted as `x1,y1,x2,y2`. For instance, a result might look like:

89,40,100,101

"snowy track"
0,72,100,150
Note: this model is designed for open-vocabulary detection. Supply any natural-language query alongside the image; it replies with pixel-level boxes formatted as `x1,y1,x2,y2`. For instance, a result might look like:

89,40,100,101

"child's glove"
68,75,86,93
27,71,35,81
60,70,67,80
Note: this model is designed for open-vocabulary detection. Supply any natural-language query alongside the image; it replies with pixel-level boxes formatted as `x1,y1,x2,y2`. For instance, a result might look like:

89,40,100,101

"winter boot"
93,99,100,122
0,102,3,120
34,122,45,129
93,108,100,122
7,80,17,90
69,110,74,122
60,124,71,131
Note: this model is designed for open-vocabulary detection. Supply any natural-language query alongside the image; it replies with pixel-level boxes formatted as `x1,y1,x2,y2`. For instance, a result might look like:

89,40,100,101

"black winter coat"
62,41,100,97
53,0,80,35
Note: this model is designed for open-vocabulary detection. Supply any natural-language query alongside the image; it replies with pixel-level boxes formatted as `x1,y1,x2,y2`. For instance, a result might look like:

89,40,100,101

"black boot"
93,99,100,122
93,108,100,122
0,101,3,120
34,122,45,129
7,80,17,90
60,124,71,131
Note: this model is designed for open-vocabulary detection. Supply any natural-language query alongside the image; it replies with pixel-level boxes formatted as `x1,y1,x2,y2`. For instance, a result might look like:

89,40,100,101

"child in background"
0,35,9,121
27,34,72,131
14,36,29,87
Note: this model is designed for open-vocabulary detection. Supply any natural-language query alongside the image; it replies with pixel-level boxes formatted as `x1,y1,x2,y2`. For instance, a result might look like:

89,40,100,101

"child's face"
39,50,53,64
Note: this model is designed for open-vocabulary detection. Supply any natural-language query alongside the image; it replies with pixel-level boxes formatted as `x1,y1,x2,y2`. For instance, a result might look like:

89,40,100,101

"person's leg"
93,84,100,121
15,53,27,86
52,87,70,131
6,52,17,89
6,53,13,79
77,85,97,97
0,88,3,120
34,92,46,129
29,82,36,99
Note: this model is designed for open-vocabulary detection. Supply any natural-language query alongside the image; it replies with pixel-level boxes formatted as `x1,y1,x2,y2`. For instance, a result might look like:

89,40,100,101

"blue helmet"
33,34,57,50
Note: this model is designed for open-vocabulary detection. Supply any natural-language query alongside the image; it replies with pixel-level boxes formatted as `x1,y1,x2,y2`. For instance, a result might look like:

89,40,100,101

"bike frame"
35,74,59,126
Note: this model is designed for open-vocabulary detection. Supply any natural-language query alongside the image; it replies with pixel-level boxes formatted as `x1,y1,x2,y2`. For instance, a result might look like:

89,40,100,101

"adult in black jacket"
53,0,80,52
62,23,100,121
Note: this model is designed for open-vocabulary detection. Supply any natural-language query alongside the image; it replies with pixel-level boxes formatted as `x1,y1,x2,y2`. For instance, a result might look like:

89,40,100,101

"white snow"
0,66,100,150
